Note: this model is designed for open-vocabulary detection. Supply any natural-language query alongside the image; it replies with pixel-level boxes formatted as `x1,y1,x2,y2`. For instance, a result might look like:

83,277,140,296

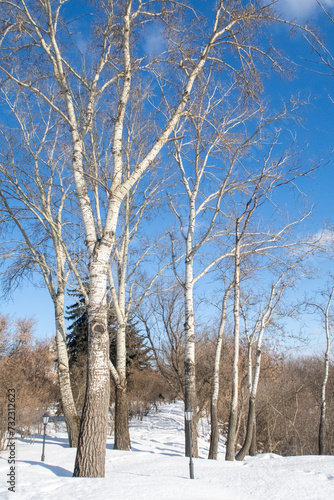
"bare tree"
303,285,334,455
223,134,318,460
235,255,313,461
139,284,186,400
319,287,334,455
0,0,315,476
225,192,259,460
168,78,263,457
83,90,172,449
169,77,313,457
208,280,233,460
108,166,170,450
0,91,82,446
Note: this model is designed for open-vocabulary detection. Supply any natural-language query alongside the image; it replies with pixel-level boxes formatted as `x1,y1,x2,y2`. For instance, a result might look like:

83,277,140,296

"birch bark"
225,219,241,461
184,221,198,457
319,288,333,455
208,282,233,459
225,193,259,461
55,290,81,447
236,257,309,461
0,108,81,446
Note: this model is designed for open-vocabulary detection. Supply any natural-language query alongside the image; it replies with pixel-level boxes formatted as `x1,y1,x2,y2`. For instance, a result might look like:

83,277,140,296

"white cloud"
277,0,334,20
143,25,166,59
310,228,334,248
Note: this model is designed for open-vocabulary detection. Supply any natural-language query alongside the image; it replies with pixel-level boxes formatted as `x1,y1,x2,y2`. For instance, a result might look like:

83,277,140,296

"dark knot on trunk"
92,322,106,336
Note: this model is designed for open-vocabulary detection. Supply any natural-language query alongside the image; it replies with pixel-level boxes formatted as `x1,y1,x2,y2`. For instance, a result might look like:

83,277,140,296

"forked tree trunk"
236,397,256,461
236,340,263,461
237,274,286,460
55,294,80,447
237,333,264,460
73,264,111,477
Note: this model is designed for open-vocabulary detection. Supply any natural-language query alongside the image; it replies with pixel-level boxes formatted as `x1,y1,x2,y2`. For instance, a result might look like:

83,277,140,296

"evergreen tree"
66,289,151,373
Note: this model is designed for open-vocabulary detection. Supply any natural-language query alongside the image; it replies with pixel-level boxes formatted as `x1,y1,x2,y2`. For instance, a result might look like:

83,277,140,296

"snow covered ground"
1,401,334,499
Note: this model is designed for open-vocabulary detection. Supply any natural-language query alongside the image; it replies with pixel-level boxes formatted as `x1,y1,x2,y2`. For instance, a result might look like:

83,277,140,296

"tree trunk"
114,312,131,450
319,351,329,455
225,223,241,461
226,403,238,461
184,253,198,458
250,419,257,456
114,379,130,450
184,362,198,458
73,263,110,477
55,293,80,447
319,401,326,455
208,397,219,460
236,343,263,460
319,289,333,455
208,284,231,460
236,397,256,460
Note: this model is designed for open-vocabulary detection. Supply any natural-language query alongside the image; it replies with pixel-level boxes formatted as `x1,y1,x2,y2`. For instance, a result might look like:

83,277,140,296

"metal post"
41,422,47,462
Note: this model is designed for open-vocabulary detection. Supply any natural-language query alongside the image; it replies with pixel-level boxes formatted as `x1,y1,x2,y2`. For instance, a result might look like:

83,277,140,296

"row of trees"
1,308,332,463
0,0,333,477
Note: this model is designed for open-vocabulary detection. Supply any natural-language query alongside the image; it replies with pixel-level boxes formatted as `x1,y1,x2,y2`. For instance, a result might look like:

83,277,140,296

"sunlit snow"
1,401,334,499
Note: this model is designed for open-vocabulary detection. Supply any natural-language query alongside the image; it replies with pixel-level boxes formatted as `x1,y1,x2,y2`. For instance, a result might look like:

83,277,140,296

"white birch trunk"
184,199,198,458
114,320,130,450
54,291,80,447
73,251,111,477
184,255,198,457
208,282,233,459
225,220,241,461
236,281,280,461
319,288,333,455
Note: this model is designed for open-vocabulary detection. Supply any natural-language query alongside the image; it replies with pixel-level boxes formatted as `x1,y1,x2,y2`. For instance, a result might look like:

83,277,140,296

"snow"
1,401,334,499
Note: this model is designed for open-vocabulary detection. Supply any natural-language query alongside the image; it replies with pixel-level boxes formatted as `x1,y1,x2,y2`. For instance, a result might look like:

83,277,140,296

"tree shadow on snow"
129,442,183,458
18,460,72,477
22,435,70,448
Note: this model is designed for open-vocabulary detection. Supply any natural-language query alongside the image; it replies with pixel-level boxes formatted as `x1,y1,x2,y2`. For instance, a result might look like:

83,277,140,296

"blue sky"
1,0,334,347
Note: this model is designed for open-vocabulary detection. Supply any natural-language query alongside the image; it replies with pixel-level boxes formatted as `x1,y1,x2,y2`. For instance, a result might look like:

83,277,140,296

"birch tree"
0,0,312,477
318,288,334,455
168,83,255,457
169,88,276,457
170,88,310,458
235,255,312,461
0,90,82,446
223,136,318,460
225,193,259,460
304,286,334,455
208,279,233,460
108,165,170,450
84,89,171,449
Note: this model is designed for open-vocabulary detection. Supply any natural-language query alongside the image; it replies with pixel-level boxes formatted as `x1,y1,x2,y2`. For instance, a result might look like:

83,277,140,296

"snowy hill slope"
1,401,334,499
